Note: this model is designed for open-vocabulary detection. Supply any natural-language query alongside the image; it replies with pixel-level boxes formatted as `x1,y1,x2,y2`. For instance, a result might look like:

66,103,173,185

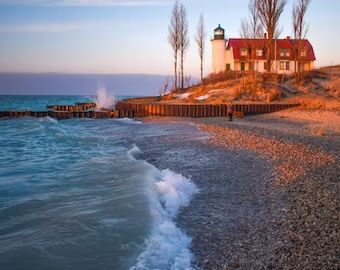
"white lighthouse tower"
212,24,227,73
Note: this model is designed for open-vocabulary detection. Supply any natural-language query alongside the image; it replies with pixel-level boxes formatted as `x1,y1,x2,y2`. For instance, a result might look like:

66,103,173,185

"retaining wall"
0,102,299,120
116,102,299,118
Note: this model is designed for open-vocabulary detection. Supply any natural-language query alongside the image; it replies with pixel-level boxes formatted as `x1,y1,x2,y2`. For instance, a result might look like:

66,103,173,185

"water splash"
130,148,198,270
95,88,117,110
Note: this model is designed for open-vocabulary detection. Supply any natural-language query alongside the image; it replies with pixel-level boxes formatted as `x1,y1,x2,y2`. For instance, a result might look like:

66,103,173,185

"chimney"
286,36,291,39
264,33,267,39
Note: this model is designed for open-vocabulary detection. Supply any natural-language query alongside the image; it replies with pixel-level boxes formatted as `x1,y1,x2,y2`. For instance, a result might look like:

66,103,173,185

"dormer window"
279,49,290,57
256,49,263,56
240,48,248,56
300,50,307,57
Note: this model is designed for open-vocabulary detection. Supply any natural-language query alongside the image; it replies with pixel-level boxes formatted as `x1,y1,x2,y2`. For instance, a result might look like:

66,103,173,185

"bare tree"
168,0,180,90
178,3,189,89
256,0,287,72
195,14,206,83
240,0,264,75
184,74,192,88
241,0,263,39
159,76,170,97
293,0,311,83
240,19,251,39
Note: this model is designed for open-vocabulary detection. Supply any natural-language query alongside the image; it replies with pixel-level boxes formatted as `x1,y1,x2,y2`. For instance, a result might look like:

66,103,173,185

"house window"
300,50,307,57
226,64,231,71
279,49,290,57
240,48,248,56
280,61,290,70
256,49,263,56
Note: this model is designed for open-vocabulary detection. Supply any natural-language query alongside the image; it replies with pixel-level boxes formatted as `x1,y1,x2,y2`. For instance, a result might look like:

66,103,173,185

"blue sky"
0,0,339,77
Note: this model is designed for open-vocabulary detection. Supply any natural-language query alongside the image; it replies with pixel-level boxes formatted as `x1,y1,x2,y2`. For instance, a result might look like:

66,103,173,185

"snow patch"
195,94,210,101
174,93,190,99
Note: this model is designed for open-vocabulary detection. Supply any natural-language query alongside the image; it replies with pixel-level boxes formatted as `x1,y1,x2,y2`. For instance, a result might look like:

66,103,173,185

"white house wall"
254,61,266,73
225,49,234,70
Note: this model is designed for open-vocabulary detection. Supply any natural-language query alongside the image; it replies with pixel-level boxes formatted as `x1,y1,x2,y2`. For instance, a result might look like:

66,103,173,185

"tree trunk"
174,56,178,90
200,58,203,82
180,53,184,89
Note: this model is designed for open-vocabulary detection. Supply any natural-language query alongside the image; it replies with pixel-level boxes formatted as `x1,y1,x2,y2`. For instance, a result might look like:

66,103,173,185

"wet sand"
141,109,340,269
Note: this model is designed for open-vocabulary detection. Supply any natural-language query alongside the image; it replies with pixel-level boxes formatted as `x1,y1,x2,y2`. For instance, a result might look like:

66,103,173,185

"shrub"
268,88,280,102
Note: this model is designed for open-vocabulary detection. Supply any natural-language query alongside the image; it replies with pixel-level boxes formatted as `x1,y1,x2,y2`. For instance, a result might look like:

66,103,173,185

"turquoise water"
0,95,93,111
0,96,202,270
0,95,136,112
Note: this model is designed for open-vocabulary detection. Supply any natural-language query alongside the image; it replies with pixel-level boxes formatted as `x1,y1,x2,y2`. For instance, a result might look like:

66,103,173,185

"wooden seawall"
0,111,115,119
0,102,299,120
116,102,300,118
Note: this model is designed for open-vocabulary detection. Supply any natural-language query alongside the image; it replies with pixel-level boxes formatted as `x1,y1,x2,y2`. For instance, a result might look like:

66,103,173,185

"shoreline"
142,108,340,269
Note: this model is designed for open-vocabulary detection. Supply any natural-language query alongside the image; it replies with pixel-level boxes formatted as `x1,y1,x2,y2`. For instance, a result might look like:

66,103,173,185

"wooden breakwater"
0,110,116,119
116,102,300,118
0,102,299,120
47,102,97,112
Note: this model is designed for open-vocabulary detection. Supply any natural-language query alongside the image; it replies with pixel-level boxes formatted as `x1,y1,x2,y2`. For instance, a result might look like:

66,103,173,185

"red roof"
227,38,316,61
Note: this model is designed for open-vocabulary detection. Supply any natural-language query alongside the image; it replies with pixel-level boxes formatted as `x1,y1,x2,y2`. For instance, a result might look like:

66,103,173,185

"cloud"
0,19,156,33
0,22,102,33
0,0,172,6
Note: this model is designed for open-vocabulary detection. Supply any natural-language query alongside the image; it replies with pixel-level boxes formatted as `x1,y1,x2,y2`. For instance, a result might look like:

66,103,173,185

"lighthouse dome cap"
214,24,224,31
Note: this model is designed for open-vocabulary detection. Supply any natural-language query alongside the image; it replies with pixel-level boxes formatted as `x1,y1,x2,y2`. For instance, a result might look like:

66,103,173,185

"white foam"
115,118,143,125
156,169,198,217
127,144,141,160
95,88,117,110
130,153,198,270
39,116,59,124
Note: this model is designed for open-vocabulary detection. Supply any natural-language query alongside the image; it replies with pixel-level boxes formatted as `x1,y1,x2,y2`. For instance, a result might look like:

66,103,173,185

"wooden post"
208,105,211,117
186,105,190,118
190,105,194,118
165,105,170,117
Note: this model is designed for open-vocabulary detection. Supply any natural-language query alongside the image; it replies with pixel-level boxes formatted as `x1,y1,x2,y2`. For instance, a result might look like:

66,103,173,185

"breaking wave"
128,146,198,270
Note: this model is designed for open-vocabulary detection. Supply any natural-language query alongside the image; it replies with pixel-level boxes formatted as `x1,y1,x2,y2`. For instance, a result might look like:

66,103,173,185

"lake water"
0,96,204,270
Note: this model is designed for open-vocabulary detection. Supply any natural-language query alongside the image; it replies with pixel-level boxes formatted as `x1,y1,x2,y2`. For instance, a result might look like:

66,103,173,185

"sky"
0,0,339,77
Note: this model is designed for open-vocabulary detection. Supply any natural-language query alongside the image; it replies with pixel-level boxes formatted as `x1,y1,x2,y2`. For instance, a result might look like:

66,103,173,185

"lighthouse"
211,24,227,73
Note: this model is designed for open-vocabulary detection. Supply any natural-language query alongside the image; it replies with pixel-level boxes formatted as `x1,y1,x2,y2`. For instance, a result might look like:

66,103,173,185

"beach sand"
142,109,340,269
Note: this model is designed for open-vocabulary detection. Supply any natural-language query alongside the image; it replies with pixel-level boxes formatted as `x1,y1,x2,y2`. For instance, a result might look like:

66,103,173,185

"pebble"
177,114,340,269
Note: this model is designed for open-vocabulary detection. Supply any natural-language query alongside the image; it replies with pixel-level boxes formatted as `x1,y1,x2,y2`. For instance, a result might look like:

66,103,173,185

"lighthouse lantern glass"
215,30,223,36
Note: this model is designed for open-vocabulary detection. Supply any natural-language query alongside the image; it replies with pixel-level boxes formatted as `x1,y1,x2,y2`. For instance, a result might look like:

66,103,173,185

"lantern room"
214,24,225,40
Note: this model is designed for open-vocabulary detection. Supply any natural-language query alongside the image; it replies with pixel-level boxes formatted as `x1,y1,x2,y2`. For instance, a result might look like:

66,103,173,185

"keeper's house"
212,24,316,74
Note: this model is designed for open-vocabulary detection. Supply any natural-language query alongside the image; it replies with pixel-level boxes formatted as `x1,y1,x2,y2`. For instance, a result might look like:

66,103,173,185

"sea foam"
95,88,116,110
129,146,198,270
38,116,59,124
115,118,143,125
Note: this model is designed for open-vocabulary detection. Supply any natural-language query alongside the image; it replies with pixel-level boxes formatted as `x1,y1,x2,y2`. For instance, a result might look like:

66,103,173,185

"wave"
38,116,59,125
127,144,142,160
115,118,143,125
128,146,198,270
